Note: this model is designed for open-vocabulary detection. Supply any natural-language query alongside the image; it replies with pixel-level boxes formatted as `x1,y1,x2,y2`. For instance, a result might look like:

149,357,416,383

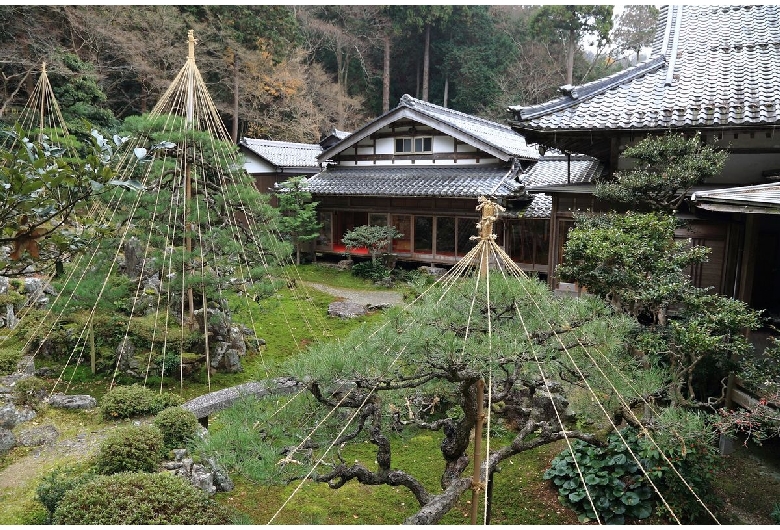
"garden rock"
5,304,18,329
0,276,8,295
162,449,233,494
16,424,58,447
0,402,36,428
47,393,97,410
115,337,140,377
33,367,55,378
189,464,216,495
123,237,145,279
336,259,354,271
531,389,573,422
0,427,14,455
194,309,246,373
328,301,368,319
206,456,234,492
418,265,447,277
23,277,56,306
17,356,35,375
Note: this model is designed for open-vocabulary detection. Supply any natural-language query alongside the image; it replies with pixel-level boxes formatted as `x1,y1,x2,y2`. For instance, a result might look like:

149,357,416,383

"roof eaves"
318,106,413,162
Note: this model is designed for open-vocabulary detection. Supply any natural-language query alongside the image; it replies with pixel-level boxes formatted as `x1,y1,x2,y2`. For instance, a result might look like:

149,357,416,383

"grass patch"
286,263,384,290
226,276,388,381
27,264,390,400
214,427,580,525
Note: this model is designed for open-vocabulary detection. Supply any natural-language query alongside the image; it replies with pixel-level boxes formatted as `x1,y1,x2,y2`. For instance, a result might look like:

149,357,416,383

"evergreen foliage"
93,424,165,475
153,406,200,450
0,127,116,277
100,384,184,419
595,132,728,213
200,274,656,523
52,472,236,524
275,176,321,265
546,419,721,524
36,465,96,523
559,134,762,406
341,224,402,264
12,376,48,409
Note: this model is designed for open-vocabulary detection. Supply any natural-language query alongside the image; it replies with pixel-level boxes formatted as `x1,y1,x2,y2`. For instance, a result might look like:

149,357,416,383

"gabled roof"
509,5,780,131
239,137,322,169
305,165,524,199
320,94,539,162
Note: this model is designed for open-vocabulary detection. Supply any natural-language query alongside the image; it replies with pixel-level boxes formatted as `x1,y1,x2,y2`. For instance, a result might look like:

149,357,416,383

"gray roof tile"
521,155,605,188
240,137,322,168
510,5,780,131
306,165,524,198
399,95,540,159
516,155,604,218
692,182,780,208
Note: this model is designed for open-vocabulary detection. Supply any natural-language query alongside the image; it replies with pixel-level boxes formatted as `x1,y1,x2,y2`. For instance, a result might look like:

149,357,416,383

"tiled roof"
240,137,322,168
521,194,553,219
516,155,605,219
692,182,780,210
398,95,540,159
305,165,524,198
509,5,780,131
320,95,539,162
521,154,604,189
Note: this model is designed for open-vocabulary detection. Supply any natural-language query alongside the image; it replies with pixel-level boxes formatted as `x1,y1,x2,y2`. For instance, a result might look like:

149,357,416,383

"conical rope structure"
14,31,333,397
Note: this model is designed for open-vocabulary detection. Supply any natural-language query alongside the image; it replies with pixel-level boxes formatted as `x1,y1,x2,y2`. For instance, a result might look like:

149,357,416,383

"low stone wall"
181,377,304,420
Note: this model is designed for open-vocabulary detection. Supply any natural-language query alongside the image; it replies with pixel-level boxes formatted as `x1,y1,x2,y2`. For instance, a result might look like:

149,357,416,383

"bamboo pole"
470,378,486,525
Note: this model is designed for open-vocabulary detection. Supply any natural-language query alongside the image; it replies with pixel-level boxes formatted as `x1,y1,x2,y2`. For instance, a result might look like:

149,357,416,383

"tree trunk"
232,55,239,143
565,28,576,85
443,75,449,108
336,38,345,128
422,23,431,101
383,34,390,113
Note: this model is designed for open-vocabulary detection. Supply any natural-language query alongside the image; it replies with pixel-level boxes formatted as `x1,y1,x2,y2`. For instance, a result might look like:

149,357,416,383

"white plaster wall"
243,152,276,173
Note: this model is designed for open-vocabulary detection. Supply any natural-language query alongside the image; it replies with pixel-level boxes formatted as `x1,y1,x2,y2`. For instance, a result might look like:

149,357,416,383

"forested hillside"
0,5,656,143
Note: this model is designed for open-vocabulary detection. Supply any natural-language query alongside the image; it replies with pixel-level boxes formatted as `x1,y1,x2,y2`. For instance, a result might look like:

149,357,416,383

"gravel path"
301,281,404,308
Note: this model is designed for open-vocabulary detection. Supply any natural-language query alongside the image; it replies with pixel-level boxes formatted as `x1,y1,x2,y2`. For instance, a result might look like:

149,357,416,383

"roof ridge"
242,137,321,149
510,55,666,120
400,93,515,133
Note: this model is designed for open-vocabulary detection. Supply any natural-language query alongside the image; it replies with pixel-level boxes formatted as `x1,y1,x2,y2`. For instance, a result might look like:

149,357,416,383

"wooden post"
470,378,485,525
38,62,46,142
184,30,196,329
472,196,505,277
89,319,96,375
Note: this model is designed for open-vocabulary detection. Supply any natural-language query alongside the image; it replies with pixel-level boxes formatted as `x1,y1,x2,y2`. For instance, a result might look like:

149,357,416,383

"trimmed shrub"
153,406,200,450
100,383,184,419
351,261,390,282
12,376,49,409
52,472,235,524
36,465,96,523
93,425,164,475
0,349,22,375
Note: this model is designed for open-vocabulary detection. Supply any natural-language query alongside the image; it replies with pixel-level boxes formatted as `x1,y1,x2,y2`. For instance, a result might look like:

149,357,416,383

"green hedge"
153,406,200,450
93,425,164,475
100,383,184,419
52,472,235,524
